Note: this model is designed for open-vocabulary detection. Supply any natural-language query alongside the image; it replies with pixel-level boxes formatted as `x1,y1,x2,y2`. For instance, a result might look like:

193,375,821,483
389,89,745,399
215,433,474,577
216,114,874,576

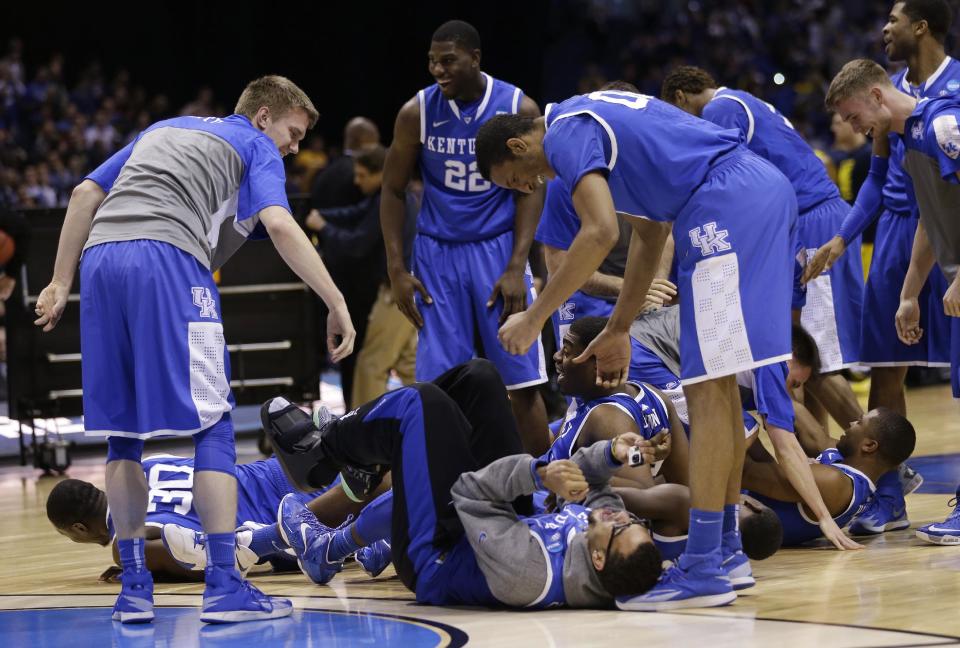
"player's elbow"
71,179,105,204
581,215,619,253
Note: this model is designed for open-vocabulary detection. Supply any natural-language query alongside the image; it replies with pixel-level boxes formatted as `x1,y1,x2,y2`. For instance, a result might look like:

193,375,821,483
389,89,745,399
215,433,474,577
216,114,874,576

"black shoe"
260,398,340,491
338,463,389,503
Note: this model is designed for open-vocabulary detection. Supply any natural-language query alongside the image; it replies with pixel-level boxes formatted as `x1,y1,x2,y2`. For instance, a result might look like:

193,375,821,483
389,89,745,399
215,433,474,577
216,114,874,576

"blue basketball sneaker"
898,463,923,496
277,493,344,584
200,568,293,624
112,569,154,623
849,490,910,535
720,550,754,591
356,540,392,577
615,554,736,611
915,498,960,545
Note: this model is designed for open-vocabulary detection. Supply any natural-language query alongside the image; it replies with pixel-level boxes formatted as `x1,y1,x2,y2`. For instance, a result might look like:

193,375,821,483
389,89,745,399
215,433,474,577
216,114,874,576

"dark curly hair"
661,66,718,103
596,540,663,597
46,478,105,529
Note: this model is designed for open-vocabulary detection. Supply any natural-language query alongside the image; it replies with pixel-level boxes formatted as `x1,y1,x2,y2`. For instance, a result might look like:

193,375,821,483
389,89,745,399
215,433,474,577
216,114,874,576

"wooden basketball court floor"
1,384,959,647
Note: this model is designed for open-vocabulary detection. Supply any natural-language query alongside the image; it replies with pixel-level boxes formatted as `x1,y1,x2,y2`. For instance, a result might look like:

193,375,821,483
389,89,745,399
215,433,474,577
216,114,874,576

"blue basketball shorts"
860,210,950,366
798,197,864,371
738,363,794,433
672,153,798,385
80,240,233,439
412,231,547,389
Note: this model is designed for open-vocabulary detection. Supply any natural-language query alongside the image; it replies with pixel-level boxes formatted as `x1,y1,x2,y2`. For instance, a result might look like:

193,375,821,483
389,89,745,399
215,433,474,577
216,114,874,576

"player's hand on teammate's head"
895,297,923,345
803,236,846,284
389,270,432,329
498,311,540,355
487,267,528,326
33,280,69,332
572,327,629,388
326,307,356,362
537,459,589,503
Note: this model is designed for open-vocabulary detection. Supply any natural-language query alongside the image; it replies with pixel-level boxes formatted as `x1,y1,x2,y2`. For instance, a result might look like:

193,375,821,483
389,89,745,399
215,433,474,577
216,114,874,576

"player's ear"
71,521,88,534
861,437,879,455
591,548,606,571
470,48,481,67
506,137,528,156
673,89,685,106
254,106,271,130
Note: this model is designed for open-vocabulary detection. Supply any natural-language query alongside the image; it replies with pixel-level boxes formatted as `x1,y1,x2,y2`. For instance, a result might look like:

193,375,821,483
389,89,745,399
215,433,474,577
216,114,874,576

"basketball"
0,230,14,267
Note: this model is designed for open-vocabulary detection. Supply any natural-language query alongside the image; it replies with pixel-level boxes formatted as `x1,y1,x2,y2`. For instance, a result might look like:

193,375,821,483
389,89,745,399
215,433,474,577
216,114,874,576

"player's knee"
463,358,503,388
106,436,144,463
193,413,237,476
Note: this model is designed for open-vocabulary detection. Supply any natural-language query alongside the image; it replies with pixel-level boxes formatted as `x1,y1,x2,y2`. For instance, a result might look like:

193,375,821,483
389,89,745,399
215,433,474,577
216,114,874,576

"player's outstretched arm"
766,425,862,550
381,97,431,329
259,205,355,361
33,179,106,332
804,134,891,283
489,96,545,325
543,243,622,298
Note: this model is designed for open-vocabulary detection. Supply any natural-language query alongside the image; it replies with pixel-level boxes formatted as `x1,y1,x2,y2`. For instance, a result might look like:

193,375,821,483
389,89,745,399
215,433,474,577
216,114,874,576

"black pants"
322,359,524,592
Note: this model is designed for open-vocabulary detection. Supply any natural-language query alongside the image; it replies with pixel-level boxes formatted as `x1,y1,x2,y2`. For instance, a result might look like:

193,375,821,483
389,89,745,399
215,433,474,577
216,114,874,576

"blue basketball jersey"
543,91,742,222
883,58,960,216
703,88,840,213
747,449,875,546
522,504,591,609
542,383,671,463
107,456,323,534
903,95,960,180
417,73,524,242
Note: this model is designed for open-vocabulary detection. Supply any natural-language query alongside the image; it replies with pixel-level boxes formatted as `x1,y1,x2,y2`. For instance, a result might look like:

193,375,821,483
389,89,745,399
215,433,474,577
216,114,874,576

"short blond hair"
235,75,319,127
825,59,893,111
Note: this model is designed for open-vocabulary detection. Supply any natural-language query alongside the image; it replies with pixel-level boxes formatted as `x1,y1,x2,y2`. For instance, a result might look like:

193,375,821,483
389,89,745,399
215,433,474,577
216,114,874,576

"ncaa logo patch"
933,114,960,159
948,79,960,92
191,287,218,319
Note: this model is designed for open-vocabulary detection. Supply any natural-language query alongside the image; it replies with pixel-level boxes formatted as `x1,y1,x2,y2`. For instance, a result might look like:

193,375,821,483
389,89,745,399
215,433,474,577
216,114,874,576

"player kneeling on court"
263,359,664,608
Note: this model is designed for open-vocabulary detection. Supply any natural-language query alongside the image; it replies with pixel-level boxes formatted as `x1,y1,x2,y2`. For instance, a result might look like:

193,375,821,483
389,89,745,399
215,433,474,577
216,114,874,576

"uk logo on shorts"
688,222,731,257
191,287,218,319
558,301,576,321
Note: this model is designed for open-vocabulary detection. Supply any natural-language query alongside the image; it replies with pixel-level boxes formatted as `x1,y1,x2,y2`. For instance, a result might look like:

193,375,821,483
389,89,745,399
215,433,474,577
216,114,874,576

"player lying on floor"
264,358,666,607
741,408,916,546
45,455,387,581
547,315,689,488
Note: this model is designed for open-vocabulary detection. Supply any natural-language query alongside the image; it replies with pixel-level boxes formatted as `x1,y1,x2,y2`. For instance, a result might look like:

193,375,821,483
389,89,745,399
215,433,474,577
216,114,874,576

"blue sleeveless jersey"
522,504,591,609
417,73,524,241
543,382,671,463
107,456,325,534
543,91,741,222
747,449,875,546
884,58,960,216
703,88,840,213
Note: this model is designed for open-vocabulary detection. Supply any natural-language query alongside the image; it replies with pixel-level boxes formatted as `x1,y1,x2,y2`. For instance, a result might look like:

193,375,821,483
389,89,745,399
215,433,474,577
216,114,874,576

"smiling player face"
260,107,310,157
428,41,480,100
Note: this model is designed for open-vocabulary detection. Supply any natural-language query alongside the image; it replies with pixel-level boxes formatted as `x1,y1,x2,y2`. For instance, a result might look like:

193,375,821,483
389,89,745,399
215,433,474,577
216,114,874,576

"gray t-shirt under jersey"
83,114,289,270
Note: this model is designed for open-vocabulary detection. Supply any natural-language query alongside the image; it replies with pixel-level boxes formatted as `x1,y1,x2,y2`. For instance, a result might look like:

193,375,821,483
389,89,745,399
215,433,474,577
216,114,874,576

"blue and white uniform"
702,88,862,371
544,91,797,384
852,60,958,367
746,449,875,545
414,74,546,388
82,114,287,438
542,383,672,464
106,456,327,536
902,94,960,396
521,505,591,608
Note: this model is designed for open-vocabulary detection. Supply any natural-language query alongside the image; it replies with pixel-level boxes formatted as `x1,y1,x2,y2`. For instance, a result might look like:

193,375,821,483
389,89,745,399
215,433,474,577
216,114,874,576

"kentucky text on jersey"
417,73,524,241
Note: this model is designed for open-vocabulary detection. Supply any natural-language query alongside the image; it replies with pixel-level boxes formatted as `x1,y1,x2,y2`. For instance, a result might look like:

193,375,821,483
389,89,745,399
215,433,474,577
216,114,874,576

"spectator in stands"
309,116,380,210
305,144,397,409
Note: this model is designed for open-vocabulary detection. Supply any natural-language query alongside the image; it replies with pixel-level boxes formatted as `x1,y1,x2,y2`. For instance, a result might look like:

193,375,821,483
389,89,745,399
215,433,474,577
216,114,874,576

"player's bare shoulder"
393,95,422,148
518,94,541,118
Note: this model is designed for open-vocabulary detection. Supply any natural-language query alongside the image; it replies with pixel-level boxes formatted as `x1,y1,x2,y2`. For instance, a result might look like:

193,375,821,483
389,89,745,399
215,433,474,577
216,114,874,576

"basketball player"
32,76,355,624
547,316,689,487
46,455,389,581
475,90,797,609
742,408,916,546
806,0,957,534
826,57,960,544
662,65,865,435
379,20,549,455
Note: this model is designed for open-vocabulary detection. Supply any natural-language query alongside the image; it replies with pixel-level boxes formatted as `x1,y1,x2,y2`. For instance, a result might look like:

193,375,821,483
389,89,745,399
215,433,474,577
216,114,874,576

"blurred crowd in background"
4,2,959,212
